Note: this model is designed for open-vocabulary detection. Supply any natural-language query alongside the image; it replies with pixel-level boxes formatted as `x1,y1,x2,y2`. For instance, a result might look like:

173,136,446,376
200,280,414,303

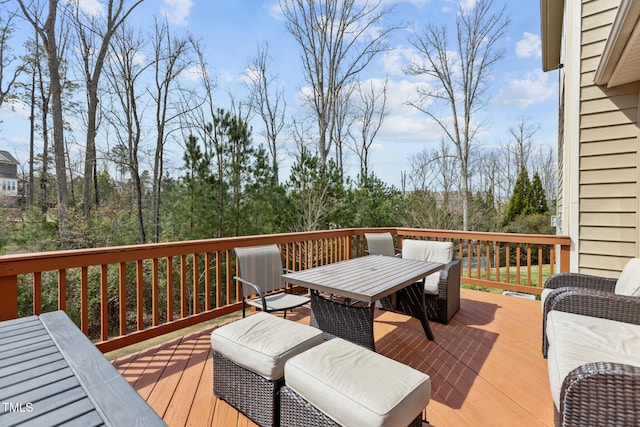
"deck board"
114,288,554,426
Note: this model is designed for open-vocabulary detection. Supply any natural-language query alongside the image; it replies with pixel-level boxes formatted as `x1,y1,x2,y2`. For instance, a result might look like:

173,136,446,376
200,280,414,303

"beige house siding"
577,0,640,276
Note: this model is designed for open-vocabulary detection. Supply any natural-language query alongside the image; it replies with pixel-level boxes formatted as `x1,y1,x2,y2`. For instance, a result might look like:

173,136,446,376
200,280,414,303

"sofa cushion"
210,312,324,380
285,337,431,427
546,310,640,408
402,240,453,295
615,258,640,296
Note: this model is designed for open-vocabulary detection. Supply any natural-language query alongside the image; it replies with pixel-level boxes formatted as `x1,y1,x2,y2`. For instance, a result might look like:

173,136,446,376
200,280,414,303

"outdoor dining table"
282,255,444,351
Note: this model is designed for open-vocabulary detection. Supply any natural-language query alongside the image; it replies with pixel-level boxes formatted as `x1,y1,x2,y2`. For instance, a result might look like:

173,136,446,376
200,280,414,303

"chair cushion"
285,338,431,427
402,240,453,295
546,311,640,408
615,258,640,296
210,312,324,380
246,292,310,311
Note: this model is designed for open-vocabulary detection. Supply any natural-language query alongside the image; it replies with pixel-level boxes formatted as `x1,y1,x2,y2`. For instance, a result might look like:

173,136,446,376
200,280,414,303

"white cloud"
516,32,542,59
381,46,441,81
65,0,104,17
0,99,31,121
494,69,555,108
161,0,194,26
181,64,205,83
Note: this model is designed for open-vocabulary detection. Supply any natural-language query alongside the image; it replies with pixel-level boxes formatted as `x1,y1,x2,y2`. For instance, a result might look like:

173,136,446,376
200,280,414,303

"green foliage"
502,166,530,226
503,167,549,230
286,148,346,231
529,172,548,214
6,208,59,253
469,189,499,232
346,173,402,228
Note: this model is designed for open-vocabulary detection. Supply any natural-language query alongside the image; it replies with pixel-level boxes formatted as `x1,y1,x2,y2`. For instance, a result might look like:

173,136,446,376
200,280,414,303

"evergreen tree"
347,173,402,228
502,167,530,226
287,148,345,231
528,172,548,214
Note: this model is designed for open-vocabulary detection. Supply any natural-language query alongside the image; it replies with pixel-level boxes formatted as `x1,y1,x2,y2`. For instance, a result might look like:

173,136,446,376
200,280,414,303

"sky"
0,0,558,189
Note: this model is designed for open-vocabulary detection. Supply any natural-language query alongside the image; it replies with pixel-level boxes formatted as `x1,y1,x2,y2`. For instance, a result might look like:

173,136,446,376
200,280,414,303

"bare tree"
69,0,143,214
350,78,387,179
246,42,286,183
0,5,24,108
18,0,71,241
508,115,540,171
530,145,557,207
406,0,509,230
405,140,462,230
149,18,192,242
103,23,148,243
494,116,541,204
279,0,396,166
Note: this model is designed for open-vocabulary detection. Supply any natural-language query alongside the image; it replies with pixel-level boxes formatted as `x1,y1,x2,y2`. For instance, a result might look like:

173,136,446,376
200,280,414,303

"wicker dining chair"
401,239,461,324
234,244,310,318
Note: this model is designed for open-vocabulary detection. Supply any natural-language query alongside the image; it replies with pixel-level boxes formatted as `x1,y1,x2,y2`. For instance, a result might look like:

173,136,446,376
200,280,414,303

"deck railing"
0,227,570,352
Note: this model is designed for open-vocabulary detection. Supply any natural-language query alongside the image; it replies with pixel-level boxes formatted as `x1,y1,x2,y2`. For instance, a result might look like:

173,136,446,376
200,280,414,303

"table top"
283,255,443,303
0,311,166,426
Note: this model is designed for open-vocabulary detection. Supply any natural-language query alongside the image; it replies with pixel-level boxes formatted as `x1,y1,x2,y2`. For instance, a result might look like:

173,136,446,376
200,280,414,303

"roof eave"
540,0,564,72
595,0,640,88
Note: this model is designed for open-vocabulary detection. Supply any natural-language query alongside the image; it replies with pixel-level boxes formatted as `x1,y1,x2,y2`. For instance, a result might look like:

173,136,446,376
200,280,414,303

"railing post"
559,243,571,272
0,275,18,321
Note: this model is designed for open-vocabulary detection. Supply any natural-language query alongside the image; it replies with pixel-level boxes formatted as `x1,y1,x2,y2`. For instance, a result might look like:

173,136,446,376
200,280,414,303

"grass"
462,264,553,296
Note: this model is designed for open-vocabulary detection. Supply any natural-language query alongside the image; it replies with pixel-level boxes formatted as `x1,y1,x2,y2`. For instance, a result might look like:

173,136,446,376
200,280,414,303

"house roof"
0,150,18,165
540,0,640,87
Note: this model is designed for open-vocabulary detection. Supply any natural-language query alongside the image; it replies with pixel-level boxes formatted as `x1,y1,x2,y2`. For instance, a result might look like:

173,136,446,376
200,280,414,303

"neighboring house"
541,0,640,277
0,150,19,201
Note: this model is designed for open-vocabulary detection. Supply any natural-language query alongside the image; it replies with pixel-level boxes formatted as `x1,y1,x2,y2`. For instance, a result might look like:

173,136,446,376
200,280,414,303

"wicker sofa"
542,260,640,426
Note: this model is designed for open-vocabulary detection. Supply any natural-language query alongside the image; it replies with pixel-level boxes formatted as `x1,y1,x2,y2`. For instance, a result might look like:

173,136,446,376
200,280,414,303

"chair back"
365,232,396,257
402,240,453,295
234,244,284,295
402,240,453,264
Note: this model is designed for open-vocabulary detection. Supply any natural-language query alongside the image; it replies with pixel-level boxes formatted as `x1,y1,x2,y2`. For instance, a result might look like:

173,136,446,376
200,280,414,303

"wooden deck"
113,288,553,426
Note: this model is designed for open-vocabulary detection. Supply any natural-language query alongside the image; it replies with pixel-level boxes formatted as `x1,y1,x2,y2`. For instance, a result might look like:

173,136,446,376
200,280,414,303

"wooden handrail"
0,228,570,352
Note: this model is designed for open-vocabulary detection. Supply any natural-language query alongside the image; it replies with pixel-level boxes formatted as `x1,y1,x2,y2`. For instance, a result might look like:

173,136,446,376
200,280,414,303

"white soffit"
595,0,640,88
541,0,564,72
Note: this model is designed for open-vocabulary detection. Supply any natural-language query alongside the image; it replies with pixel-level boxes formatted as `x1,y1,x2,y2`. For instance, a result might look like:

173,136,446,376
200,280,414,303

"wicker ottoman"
281,338,431,427
211,312,324,427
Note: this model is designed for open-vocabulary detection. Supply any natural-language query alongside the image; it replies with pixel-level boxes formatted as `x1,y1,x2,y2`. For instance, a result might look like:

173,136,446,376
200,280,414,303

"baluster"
81,266,89,335
137,260,144,330
101,264,108,341
32,272,42,316
119,262,127,336
152,258,159,326
167,256,174,322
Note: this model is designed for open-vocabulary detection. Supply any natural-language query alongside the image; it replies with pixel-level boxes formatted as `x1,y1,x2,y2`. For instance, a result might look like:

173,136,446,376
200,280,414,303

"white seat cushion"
546,311,640,408
615,258,640,296
402,240,453,295
210,312,324,380
285,338,431,427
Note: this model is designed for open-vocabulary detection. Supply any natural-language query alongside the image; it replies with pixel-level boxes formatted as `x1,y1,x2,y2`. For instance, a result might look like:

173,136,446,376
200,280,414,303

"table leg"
380,281,434,341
